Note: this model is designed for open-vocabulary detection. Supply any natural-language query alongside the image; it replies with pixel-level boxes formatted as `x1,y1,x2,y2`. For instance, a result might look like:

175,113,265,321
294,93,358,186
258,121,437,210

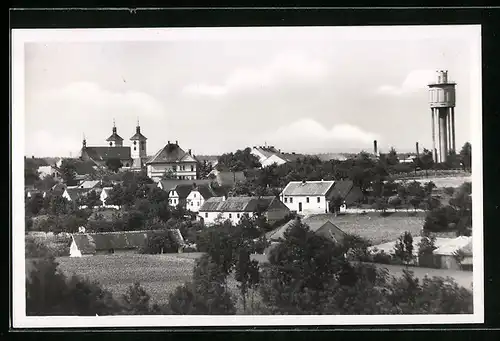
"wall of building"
147,163,197,180
185,190,207,212
261,154,287,168
199,211,254,225
281,195,329,215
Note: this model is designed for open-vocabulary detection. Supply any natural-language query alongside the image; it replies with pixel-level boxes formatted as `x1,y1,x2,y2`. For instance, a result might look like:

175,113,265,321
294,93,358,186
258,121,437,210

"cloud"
377,69,436,96
36,81,165,117
262,118,379,153
27,130,82,157
182,52,329,97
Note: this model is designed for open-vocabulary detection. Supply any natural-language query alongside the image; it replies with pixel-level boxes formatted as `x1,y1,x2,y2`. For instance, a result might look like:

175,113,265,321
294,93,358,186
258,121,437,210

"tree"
47,195,71,216
216,147,262,172
197,160,213,179
140,229,180,254
234,248,260,313
26,256,122,315
25,159,40,186
419,148,434,176
77,190,102,209
121,282,162,315
393,231,414,265
459,142,472,172
417,236,437,268
59,160,78,185
35,175,58,192
105,158,123,173
386,147,399,166
329,196,344,216
445,150,461,169
161,169,177,180
388,195,402,211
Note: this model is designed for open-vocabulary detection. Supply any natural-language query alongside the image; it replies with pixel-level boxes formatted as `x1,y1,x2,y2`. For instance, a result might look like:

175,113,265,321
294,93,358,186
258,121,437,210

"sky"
21,25,481,157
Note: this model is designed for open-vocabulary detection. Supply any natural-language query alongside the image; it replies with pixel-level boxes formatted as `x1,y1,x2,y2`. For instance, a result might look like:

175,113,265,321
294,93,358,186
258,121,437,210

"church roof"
106,132,124,142
82,147,131,161
130,132,147,141
147,142,196,164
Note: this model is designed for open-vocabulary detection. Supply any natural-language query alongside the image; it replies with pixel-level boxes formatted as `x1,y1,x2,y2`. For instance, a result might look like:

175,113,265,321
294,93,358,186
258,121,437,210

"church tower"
106,119,124,147
130,118,147,169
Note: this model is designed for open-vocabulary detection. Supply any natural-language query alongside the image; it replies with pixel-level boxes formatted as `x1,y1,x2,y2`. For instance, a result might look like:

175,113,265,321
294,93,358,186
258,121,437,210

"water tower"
428,70,456,163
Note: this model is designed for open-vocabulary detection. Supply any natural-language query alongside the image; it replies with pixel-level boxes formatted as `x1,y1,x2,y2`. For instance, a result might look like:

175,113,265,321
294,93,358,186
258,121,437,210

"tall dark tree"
419,148,434,176
459,142,472,172
105,158,123,173
216,147,261,172
386,147,400,166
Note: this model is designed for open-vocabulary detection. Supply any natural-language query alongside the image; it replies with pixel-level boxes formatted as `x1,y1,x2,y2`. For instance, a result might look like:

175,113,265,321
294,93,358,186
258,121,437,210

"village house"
251,145,304,168
266,216,347,244
368,236,473,270
280,180,363,215
199,196,290,226
185,184,223,213
69,229,185,257
99,187,115,208
146,141,198,181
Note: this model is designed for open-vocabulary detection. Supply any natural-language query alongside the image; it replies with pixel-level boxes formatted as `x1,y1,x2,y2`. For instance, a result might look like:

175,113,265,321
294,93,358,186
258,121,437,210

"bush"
443,187,455,196
423,206,460,233
140,230,181,254
372,250,392,264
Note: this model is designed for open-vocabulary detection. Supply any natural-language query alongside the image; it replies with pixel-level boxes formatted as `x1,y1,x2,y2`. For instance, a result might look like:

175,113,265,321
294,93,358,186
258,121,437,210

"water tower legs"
438,108,449,163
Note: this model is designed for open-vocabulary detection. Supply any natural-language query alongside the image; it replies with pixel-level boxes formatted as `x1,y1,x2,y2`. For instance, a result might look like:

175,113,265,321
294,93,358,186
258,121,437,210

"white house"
99,187,119,209
251,146,303,168
37,165,61,181
62,187,90,202
199,196,290,226
185,184,221,212
146,141,198,181
280,180,335,215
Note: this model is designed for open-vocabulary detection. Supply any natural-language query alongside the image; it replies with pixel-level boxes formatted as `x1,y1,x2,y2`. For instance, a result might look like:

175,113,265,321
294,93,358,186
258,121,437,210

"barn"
69,229,185,257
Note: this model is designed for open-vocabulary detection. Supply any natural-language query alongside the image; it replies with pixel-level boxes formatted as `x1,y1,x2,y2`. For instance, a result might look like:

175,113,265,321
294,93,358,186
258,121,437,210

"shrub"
140,230,181,254
423,206,460,233
443,187,456,196
372,250,392,264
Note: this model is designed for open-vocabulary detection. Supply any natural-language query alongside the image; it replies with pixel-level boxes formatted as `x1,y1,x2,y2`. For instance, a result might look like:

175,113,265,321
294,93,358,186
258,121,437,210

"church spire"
112,119,117,134
82,133,86,148
136,117,141,133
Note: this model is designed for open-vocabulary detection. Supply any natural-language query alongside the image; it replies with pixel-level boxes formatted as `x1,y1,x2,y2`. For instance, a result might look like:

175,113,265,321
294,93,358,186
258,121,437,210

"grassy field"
309,212,426,245
26,253,258,312
401,176,471,188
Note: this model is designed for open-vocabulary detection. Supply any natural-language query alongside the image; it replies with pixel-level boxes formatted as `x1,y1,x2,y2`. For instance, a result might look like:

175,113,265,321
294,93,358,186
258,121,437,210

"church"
79,120,148,172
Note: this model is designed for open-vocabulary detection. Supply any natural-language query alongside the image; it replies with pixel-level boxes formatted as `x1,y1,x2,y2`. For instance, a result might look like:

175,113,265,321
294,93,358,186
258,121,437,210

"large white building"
280,180,364,215
146,141,198,181
199,196,290,226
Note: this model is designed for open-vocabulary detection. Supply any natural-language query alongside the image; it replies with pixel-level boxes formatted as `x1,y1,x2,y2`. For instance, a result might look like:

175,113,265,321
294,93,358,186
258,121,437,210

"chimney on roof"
302,180,306,184
188,149,192,155
176,140,178,145
168,140,170,144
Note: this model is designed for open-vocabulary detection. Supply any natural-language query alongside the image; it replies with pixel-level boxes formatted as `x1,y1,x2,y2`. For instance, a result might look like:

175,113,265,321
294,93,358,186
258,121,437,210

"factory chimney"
373,140,378,155
415,142,420,157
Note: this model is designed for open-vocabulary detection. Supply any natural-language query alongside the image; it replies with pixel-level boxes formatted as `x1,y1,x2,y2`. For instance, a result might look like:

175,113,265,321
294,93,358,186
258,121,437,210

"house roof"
72,229,185,254
195,155,219,164
200,196,277,213
266,216,345,242
433,236,472,256
159,179,212,191
315,153,348,162
192,184,216,200
281,153,305,162
50,183,67,196
82,147,131,162
77,180,101,189
328,180,354,199
65,188,90,201
253,146,280,159
281,181,335,196
88,208,122,222
147,143,196,164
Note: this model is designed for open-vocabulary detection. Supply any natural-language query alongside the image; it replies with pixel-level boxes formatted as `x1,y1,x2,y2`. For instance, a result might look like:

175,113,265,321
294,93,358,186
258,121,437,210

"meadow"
310,212,427,245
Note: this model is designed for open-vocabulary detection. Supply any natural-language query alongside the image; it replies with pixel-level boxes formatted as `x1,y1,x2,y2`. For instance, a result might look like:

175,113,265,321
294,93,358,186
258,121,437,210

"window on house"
191,202,193,206
306,197,310,203
141,143,145,151
317,197,320,203
134,147,136,151
229,213,232,218
197,202,200,206
290,198,293,203
284,197,288,203
194,193,196,198
191,165,194,171
237,213,240,218
205,213,208,218
125,163,129,167
133,141,137,145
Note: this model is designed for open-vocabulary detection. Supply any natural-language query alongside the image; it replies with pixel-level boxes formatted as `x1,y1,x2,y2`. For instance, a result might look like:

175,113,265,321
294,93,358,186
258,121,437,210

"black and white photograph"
12,24,483,327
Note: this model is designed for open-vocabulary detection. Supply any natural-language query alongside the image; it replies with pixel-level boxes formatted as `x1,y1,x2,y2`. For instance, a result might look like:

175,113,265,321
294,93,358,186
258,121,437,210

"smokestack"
188,149,192,155
416,142,420,156
373,140,378,155
168,140,170,144
176,140,178,145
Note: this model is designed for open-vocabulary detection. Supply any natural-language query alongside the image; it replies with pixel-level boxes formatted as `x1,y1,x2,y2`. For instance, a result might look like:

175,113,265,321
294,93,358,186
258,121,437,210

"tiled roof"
77,180,101,189
193,184,216,200
159,179,211,191
328,180,354,199
72,229,185,254
200,196,277,213
253,146,280,159
147,143,195,164
266,216,345,242
129,131,147,141
281,181,335,196
82,147,131,162
65,188,90,201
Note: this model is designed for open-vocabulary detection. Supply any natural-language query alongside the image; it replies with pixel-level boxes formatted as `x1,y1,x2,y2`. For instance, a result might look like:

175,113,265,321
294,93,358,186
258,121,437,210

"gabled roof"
77,180,101,189
50,183,67,196
147,143,195,164
266,216,346,242
72,229,185,254
328,180,354,199
192,184,216,200
281,181,335,196
82,147,131,162
172,184,196,199
129,128,147,141
252,146,280,159
65,187,90,201
200,196,278,213
158,179,212,191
